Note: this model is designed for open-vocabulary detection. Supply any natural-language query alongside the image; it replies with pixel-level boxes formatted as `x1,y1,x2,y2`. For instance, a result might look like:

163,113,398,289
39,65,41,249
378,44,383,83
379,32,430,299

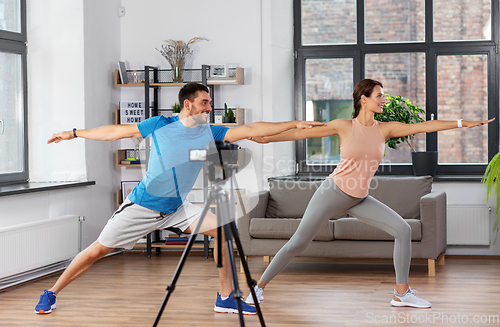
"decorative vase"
223,117,236,124
171,64,184,83
412,151,438,176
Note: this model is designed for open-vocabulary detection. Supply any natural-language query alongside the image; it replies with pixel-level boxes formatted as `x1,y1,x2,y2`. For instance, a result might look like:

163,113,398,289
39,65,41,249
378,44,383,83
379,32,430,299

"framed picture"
210,64,228,78
117,61,129,84
121,181,139,202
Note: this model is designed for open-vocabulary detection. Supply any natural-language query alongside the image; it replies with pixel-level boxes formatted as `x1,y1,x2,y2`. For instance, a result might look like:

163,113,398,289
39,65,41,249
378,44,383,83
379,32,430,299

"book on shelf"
165,236,189,245
120,160,141,165
164,240,189,245
166,237,189,241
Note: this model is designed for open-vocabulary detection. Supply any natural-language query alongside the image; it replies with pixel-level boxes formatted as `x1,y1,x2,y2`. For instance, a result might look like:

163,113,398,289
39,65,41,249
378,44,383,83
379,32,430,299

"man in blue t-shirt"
38,83,325,316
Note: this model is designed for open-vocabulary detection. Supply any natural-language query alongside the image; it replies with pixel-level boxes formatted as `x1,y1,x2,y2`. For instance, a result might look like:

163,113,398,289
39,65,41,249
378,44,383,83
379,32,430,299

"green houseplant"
223,103,236,123
481,153,500,243
374,94,425,151
172,102,181,115
374,94,436,176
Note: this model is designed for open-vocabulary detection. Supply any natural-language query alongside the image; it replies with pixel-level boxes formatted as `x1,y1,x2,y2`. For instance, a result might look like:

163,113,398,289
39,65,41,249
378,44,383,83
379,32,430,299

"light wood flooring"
1,252,499,327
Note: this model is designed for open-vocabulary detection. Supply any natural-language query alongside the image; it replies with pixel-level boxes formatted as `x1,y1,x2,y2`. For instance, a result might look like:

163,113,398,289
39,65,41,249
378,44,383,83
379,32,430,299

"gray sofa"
237,176,447,277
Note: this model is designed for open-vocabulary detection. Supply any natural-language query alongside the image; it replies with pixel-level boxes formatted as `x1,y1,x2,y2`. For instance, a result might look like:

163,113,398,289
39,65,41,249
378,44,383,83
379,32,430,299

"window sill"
274,174,484,182
0,181,96,197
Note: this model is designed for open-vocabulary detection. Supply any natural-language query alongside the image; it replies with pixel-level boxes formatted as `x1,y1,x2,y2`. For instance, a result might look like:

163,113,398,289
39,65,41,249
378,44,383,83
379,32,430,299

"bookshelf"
114,64,246,257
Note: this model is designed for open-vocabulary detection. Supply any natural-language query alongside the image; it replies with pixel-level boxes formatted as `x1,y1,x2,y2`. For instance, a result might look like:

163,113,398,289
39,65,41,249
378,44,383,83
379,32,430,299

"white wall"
433,182,500,255
118,0,296,192
0,0,121,249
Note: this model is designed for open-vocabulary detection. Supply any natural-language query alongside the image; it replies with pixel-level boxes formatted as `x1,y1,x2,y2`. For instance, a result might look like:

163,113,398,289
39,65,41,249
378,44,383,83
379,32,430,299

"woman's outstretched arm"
249,119,347,143
383,118,495,140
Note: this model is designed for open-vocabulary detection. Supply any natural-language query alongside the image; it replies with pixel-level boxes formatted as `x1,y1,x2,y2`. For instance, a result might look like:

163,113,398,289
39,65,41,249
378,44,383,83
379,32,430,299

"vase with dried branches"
156,37,208,83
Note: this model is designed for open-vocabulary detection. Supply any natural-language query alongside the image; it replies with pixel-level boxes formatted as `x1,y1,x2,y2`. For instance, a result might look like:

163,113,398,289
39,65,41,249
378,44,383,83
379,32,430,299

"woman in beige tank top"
246,78,494,309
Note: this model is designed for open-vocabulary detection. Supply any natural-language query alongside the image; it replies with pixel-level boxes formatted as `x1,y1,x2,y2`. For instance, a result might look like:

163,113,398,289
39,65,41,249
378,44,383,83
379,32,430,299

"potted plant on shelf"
374,94,434,176
171,102,181,116
481,153,500,243
223,103,236,123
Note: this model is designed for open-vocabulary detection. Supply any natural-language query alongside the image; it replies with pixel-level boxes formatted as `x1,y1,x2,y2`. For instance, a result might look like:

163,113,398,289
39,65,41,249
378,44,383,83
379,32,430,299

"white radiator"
0,215,82,281
447,205,490,245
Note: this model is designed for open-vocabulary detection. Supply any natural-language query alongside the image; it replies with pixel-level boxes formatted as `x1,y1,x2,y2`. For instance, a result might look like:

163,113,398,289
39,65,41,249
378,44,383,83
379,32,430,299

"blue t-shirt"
128,115,228,213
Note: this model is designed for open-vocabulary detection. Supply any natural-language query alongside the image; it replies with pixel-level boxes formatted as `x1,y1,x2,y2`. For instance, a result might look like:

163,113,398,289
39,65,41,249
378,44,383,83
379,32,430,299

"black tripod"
152,166,266,327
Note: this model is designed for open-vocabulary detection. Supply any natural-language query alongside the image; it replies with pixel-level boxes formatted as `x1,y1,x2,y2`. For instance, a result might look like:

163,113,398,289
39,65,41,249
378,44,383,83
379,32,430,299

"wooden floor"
1,252,499,327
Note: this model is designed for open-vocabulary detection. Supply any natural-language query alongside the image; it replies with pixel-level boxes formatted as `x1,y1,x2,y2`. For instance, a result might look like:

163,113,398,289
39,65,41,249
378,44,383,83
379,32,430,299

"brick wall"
303,0,490,164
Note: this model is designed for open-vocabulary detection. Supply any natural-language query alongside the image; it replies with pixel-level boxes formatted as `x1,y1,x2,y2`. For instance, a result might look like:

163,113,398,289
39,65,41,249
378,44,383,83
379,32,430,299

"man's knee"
86,241,113,260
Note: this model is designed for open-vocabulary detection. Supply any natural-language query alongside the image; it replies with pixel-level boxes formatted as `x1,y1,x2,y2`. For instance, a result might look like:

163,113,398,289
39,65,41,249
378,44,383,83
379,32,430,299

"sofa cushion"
368,176,432,220
265,179,348,219
249,218,335,241
333,218,421,241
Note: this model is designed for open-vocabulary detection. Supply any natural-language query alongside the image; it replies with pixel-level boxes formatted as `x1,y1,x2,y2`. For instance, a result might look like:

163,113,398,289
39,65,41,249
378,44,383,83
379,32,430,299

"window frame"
0,0,28,185
294,0,499,176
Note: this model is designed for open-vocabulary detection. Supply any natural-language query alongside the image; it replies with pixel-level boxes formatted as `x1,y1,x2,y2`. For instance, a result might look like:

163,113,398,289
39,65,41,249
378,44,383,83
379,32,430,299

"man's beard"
191,112,209,124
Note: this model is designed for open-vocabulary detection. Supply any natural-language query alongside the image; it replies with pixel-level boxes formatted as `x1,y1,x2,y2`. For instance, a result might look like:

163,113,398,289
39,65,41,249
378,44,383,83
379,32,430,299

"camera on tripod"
189,140,240,182
155,140,265,327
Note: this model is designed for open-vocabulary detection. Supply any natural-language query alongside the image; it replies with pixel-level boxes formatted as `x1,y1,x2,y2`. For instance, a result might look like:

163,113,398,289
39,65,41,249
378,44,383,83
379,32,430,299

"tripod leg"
152,192,215,327
229,221,266,327
228,174,266,325
214,189,245,326
217,226,222,267
223,222,245,326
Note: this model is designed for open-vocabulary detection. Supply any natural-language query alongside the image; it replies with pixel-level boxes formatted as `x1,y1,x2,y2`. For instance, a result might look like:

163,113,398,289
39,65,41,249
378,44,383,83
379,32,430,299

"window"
437,54,488,164
305,58,353,167
295,0,497,175
0,0,27,184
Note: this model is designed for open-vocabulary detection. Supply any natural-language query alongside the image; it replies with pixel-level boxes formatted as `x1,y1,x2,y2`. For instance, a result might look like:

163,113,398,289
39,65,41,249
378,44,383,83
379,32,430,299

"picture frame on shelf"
117,61,129,84
121,181,140,203
209,64,228,78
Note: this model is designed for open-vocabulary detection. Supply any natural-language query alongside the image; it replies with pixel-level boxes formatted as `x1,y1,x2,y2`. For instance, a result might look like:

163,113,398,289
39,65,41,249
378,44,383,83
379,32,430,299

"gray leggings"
260,178,411,284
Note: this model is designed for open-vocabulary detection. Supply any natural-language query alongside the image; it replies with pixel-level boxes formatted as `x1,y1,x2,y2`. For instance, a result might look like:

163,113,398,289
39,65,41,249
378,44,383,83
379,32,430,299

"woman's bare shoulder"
328,118,352,125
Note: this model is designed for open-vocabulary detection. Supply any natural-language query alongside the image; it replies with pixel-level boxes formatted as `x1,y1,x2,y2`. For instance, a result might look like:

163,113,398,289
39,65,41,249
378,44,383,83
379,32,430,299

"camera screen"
189,149,207,161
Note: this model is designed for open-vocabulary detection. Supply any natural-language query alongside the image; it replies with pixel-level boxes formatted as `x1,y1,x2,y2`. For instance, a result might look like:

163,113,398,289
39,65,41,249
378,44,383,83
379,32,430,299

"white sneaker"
391,288,431,308
245,284,264,305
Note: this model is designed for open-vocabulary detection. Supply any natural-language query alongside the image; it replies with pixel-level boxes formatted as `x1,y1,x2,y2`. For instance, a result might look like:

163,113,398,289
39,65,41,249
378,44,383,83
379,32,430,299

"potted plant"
482,153,500,243
374,94,435,176
223,103,236,123
172,102,181,116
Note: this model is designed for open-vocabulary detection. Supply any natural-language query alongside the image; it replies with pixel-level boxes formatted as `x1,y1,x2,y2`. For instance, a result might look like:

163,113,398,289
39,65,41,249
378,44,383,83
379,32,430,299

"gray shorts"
97,198,203,249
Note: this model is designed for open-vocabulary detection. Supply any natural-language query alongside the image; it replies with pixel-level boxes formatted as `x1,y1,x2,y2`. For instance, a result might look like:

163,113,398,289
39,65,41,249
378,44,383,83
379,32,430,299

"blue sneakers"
35,290,56,314
214,292,257,315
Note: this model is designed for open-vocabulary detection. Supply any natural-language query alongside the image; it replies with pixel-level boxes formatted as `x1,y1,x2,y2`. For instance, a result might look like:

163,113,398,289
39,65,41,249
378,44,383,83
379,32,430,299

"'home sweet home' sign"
119,101,145,124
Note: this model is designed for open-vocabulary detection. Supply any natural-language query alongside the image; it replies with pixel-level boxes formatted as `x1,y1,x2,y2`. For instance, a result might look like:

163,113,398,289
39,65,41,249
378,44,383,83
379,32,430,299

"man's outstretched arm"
222,120,325,143
47,124,141,144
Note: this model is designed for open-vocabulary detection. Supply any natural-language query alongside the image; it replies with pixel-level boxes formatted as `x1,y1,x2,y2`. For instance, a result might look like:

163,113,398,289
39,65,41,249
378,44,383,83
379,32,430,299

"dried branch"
156,37,208,69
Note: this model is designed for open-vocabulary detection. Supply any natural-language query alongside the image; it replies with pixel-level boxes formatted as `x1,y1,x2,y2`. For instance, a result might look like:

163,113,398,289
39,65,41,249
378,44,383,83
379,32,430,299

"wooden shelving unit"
115,149,145,167
114,67,244,86
206,67,244,85
114,70,144,87
215,108,245,126
114,64,245,258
